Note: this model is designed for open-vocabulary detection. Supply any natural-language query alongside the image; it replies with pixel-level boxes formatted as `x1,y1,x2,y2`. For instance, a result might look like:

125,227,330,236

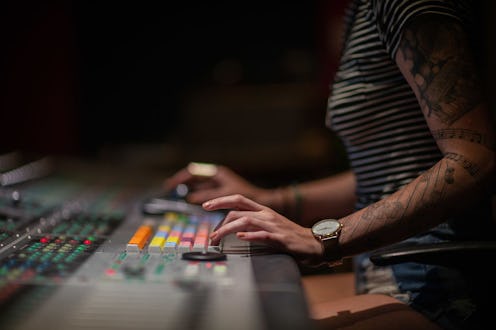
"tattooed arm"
337,15,495,256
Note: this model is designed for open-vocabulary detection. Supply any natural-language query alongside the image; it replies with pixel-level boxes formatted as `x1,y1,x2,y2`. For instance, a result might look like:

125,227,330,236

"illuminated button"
177,214,189,223
148,223,172,253
188,215,201,224
162,223,184,253
157,224,171,234
164,236,180,252
164,212,178,222
148,237,166,253
213,263,227,276
178,225,196,252
184,263,199,276
126,225,153,252
178,240,193,252
192,222,210,252
105,268,116,276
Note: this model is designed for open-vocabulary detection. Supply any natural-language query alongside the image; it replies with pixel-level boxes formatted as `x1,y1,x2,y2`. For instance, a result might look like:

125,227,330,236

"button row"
126,212,222,253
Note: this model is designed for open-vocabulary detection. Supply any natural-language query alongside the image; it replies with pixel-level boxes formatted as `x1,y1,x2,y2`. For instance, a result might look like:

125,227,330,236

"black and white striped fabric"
326,0,471,210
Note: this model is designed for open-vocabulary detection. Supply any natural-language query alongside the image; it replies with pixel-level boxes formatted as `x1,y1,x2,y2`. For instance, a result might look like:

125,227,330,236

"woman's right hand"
164,162,274,205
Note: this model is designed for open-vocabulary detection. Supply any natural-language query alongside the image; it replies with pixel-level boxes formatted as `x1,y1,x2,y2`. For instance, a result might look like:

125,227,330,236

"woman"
166,1,495,328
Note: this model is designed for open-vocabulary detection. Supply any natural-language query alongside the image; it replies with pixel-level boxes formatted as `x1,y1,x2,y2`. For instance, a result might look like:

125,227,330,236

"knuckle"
233,194,245,201
239,216,251,226
226,210,237,220
261,232,271,240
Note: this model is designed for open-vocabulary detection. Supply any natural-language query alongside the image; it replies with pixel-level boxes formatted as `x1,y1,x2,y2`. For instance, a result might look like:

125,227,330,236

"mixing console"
0,156,312,330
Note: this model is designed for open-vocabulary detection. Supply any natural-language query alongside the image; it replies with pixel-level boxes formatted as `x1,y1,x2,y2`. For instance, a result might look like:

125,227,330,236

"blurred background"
1,0,494,187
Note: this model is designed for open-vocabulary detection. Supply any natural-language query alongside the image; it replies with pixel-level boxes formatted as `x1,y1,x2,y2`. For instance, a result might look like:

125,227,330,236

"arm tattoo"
445,152,480,177
353,161,455,244
361,199,403,223
399,16,482,125
432,128,494,150
356,199,404,245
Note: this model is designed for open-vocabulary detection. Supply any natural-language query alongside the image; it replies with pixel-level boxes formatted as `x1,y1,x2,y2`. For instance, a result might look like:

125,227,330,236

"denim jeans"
354,224,487,330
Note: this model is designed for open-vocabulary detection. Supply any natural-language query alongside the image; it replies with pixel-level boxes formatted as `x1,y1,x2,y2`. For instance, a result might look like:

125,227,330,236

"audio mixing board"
0,156,312,330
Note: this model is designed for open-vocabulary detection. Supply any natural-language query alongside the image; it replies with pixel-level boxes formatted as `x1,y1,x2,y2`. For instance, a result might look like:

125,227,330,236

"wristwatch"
311,219,343,266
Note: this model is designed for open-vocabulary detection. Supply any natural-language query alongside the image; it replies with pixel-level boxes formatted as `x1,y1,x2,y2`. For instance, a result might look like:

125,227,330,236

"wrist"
278,184,303,223
257,185,304,223
299,229,326,267
255,188,280,209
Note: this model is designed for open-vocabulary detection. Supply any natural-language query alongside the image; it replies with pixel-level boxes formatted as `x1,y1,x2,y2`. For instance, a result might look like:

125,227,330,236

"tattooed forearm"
361,199,403,222
351,198,401,245
411,162,453,212
445,152,480,177
352,161,455,244
399,16,482,125
432,128,493,150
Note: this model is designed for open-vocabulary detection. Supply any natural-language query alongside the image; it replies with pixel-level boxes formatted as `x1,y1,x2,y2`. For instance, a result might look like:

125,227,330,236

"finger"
202,194,264,212
222,210,265,225
210,208,279,245
164,168,194,190
237,231,285,248
187,189,224,204
210,215,266,245
210,210,261,234
225,211,281,236
223,208,286,234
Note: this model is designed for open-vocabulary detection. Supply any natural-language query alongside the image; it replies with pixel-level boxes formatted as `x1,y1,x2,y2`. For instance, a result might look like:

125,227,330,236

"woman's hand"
164,162,272,205
203,194,322,261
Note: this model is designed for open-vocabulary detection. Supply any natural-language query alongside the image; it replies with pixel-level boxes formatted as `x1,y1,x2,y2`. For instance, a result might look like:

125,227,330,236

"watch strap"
321,235,343,266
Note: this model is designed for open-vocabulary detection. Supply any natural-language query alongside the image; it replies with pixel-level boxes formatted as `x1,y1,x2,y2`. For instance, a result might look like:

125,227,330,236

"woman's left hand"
203,194,322,261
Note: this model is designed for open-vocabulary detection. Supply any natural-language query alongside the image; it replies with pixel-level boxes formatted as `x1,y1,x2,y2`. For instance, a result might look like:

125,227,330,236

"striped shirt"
326,0,471,210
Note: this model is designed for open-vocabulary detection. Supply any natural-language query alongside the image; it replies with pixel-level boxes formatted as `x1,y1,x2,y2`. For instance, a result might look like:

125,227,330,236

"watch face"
313,219,341,236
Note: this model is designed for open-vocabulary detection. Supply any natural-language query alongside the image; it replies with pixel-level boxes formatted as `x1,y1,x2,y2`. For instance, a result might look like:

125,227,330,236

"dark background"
1,1,494,185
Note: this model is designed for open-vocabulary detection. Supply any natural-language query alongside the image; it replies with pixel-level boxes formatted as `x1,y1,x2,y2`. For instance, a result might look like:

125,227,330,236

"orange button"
127,225,153,251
